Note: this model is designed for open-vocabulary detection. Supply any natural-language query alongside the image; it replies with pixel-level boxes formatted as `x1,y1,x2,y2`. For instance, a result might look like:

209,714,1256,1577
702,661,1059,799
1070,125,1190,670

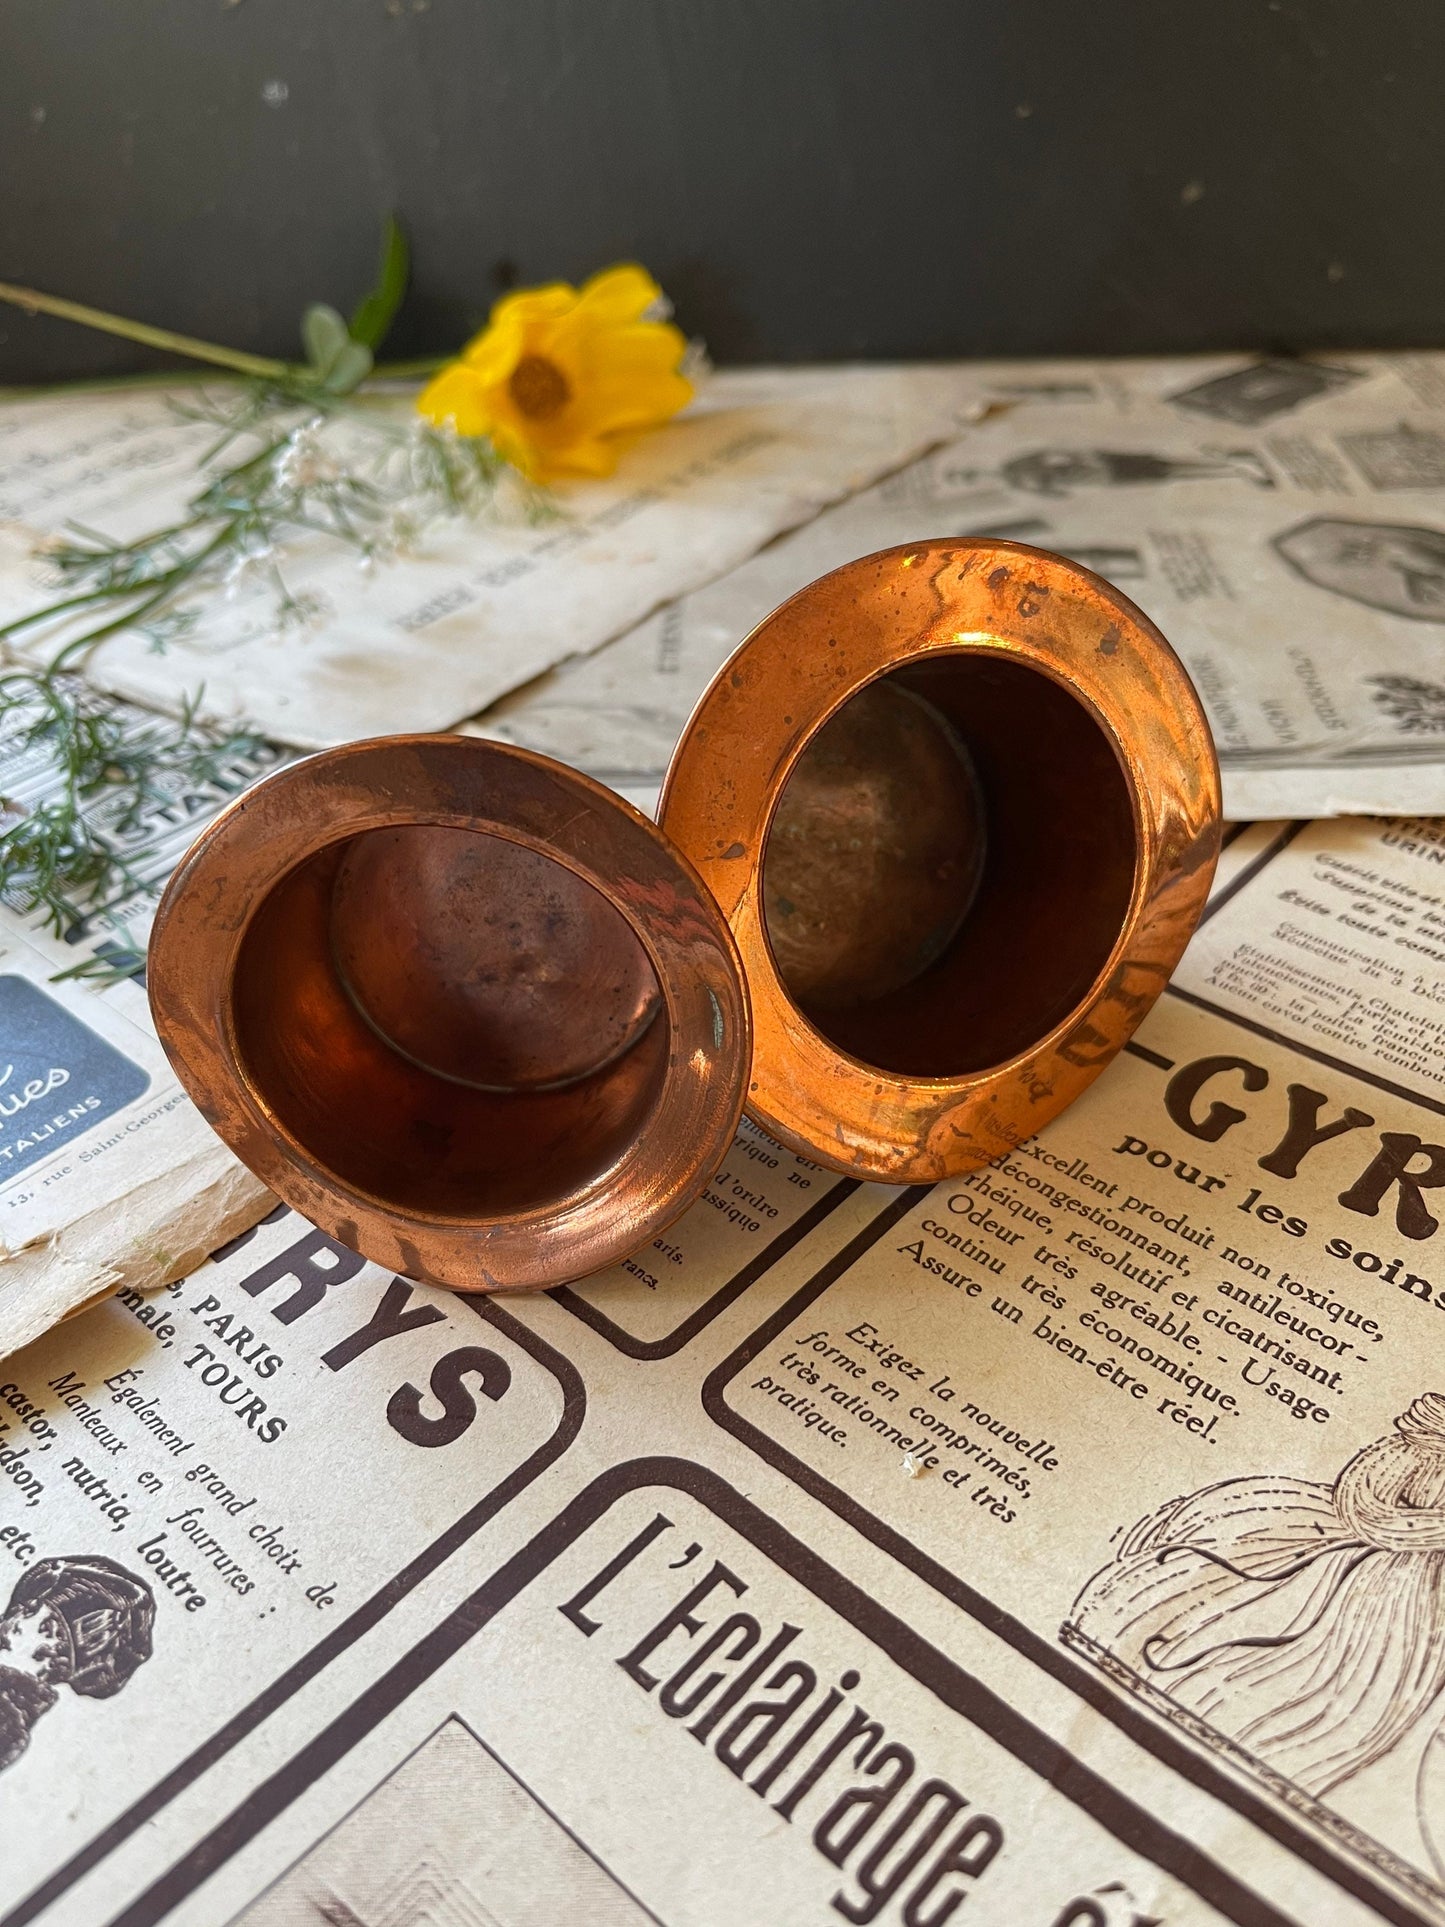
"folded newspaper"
475,350,1445,821
3,810,1445,1926
6,354,1445,821
0,363,984,746
3,364,1445,1921
4,354,1445,1378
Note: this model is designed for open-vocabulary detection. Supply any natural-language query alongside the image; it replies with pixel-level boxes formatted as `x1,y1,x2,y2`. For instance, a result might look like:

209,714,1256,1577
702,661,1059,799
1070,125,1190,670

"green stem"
0,500,238,643
0,369,220,400
371,356,448,378
44,525,235,673
0,281,292,381
0,360,444,403
0,581,133,640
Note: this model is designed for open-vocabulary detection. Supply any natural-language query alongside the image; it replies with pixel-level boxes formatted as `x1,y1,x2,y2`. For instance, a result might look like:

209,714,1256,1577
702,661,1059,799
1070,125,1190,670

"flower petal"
576,263,666,327
459,307,532,384
537,435,623,480
582,318,688,373
484,418,550,481
416,364,497,438
486,281,579,332
580,376,693,437
574,330,692,433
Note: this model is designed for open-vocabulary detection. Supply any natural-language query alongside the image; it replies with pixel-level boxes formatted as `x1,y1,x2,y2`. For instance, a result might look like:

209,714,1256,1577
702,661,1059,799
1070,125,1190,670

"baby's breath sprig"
0,218,545,673
16,400,403,664
0,219,540,948
3,381,542,673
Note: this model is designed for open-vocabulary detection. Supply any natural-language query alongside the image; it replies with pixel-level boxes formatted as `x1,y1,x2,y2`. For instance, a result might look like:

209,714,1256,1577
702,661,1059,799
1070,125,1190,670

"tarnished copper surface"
659,538,1221,1183
762,680,985,1009
330,826,663,1091
147,738,750,1292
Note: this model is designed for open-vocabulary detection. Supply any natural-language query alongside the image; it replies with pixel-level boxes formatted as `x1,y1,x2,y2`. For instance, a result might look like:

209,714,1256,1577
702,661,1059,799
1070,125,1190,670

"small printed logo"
0,976,150,1185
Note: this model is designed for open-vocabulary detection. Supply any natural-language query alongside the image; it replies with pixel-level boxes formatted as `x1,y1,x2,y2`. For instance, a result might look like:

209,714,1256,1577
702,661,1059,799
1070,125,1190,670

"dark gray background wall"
2,0,1442,382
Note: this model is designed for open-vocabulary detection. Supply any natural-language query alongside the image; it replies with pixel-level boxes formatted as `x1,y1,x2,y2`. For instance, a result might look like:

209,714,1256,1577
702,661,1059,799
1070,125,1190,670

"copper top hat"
148,737,750,1290
659,538,1220,1183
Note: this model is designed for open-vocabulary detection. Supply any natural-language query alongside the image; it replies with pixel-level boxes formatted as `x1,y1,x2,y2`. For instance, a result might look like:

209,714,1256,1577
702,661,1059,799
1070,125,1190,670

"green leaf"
301,304,373,396
321,338,373,395
348,214,410,352
301,302,351,374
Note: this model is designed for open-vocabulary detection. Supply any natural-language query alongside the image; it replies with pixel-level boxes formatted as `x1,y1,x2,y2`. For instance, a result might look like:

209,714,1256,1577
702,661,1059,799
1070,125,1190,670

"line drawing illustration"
1067,1394,1445,1888
1273,516,1445,621
1168,360,1366,426
238,1717,658,1926
993,447,1275,498
0,1555,156,1772
1338,423,1445,491
1369,674,1445,735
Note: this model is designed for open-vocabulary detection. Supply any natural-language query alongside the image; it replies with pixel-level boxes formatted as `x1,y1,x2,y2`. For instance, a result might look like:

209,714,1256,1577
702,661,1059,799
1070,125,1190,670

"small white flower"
681,338,713,385
277,590,330,630
386,510,420,555
274,421,336,491
222,542,274,600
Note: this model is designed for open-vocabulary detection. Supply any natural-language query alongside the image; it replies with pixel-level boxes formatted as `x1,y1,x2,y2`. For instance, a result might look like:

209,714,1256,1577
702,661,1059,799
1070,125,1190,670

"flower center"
508,354,571,421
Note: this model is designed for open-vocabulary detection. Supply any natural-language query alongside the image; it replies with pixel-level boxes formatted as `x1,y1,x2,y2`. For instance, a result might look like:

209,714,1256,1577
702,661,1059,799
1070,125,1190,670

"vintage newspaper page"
476,351,1445,820
0,696,273,1357
4,815,1445,1926
0,366,982,746
0,360,981,1347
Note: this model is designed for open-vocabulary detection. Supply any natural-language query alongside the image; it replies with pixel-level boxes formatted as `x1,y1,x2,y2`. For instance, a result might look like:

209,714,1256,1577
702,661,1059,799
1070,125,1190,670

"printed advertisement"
6,818,1445,1927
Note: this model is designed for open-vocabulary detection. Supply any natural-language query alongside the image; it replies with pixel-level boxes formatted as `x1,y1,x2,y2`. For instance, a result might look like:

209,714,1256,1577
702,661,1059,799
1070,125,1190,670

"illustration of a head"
0,1556,155,1697
1273,516,1445,619
0,1598,70,1687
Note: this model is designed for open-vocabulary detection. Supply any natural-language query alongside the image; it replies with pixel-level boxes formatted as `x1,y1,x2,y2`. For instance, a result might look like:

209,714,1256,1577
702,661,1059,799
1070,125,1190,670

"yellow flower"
416,264,693,482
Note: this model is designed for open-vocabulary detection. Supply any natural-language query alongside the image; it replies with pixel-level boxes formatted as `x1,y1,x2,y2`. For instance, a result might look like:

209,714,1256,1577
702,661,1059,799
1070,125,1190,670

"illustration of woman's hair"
7,1556,155,1698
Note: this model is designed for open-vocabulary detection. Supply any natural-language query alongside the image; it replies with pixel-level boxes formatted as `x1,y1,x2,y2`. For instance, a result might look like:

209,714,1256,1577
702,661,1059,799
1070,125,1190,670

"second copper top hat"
659,538,1220,1182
